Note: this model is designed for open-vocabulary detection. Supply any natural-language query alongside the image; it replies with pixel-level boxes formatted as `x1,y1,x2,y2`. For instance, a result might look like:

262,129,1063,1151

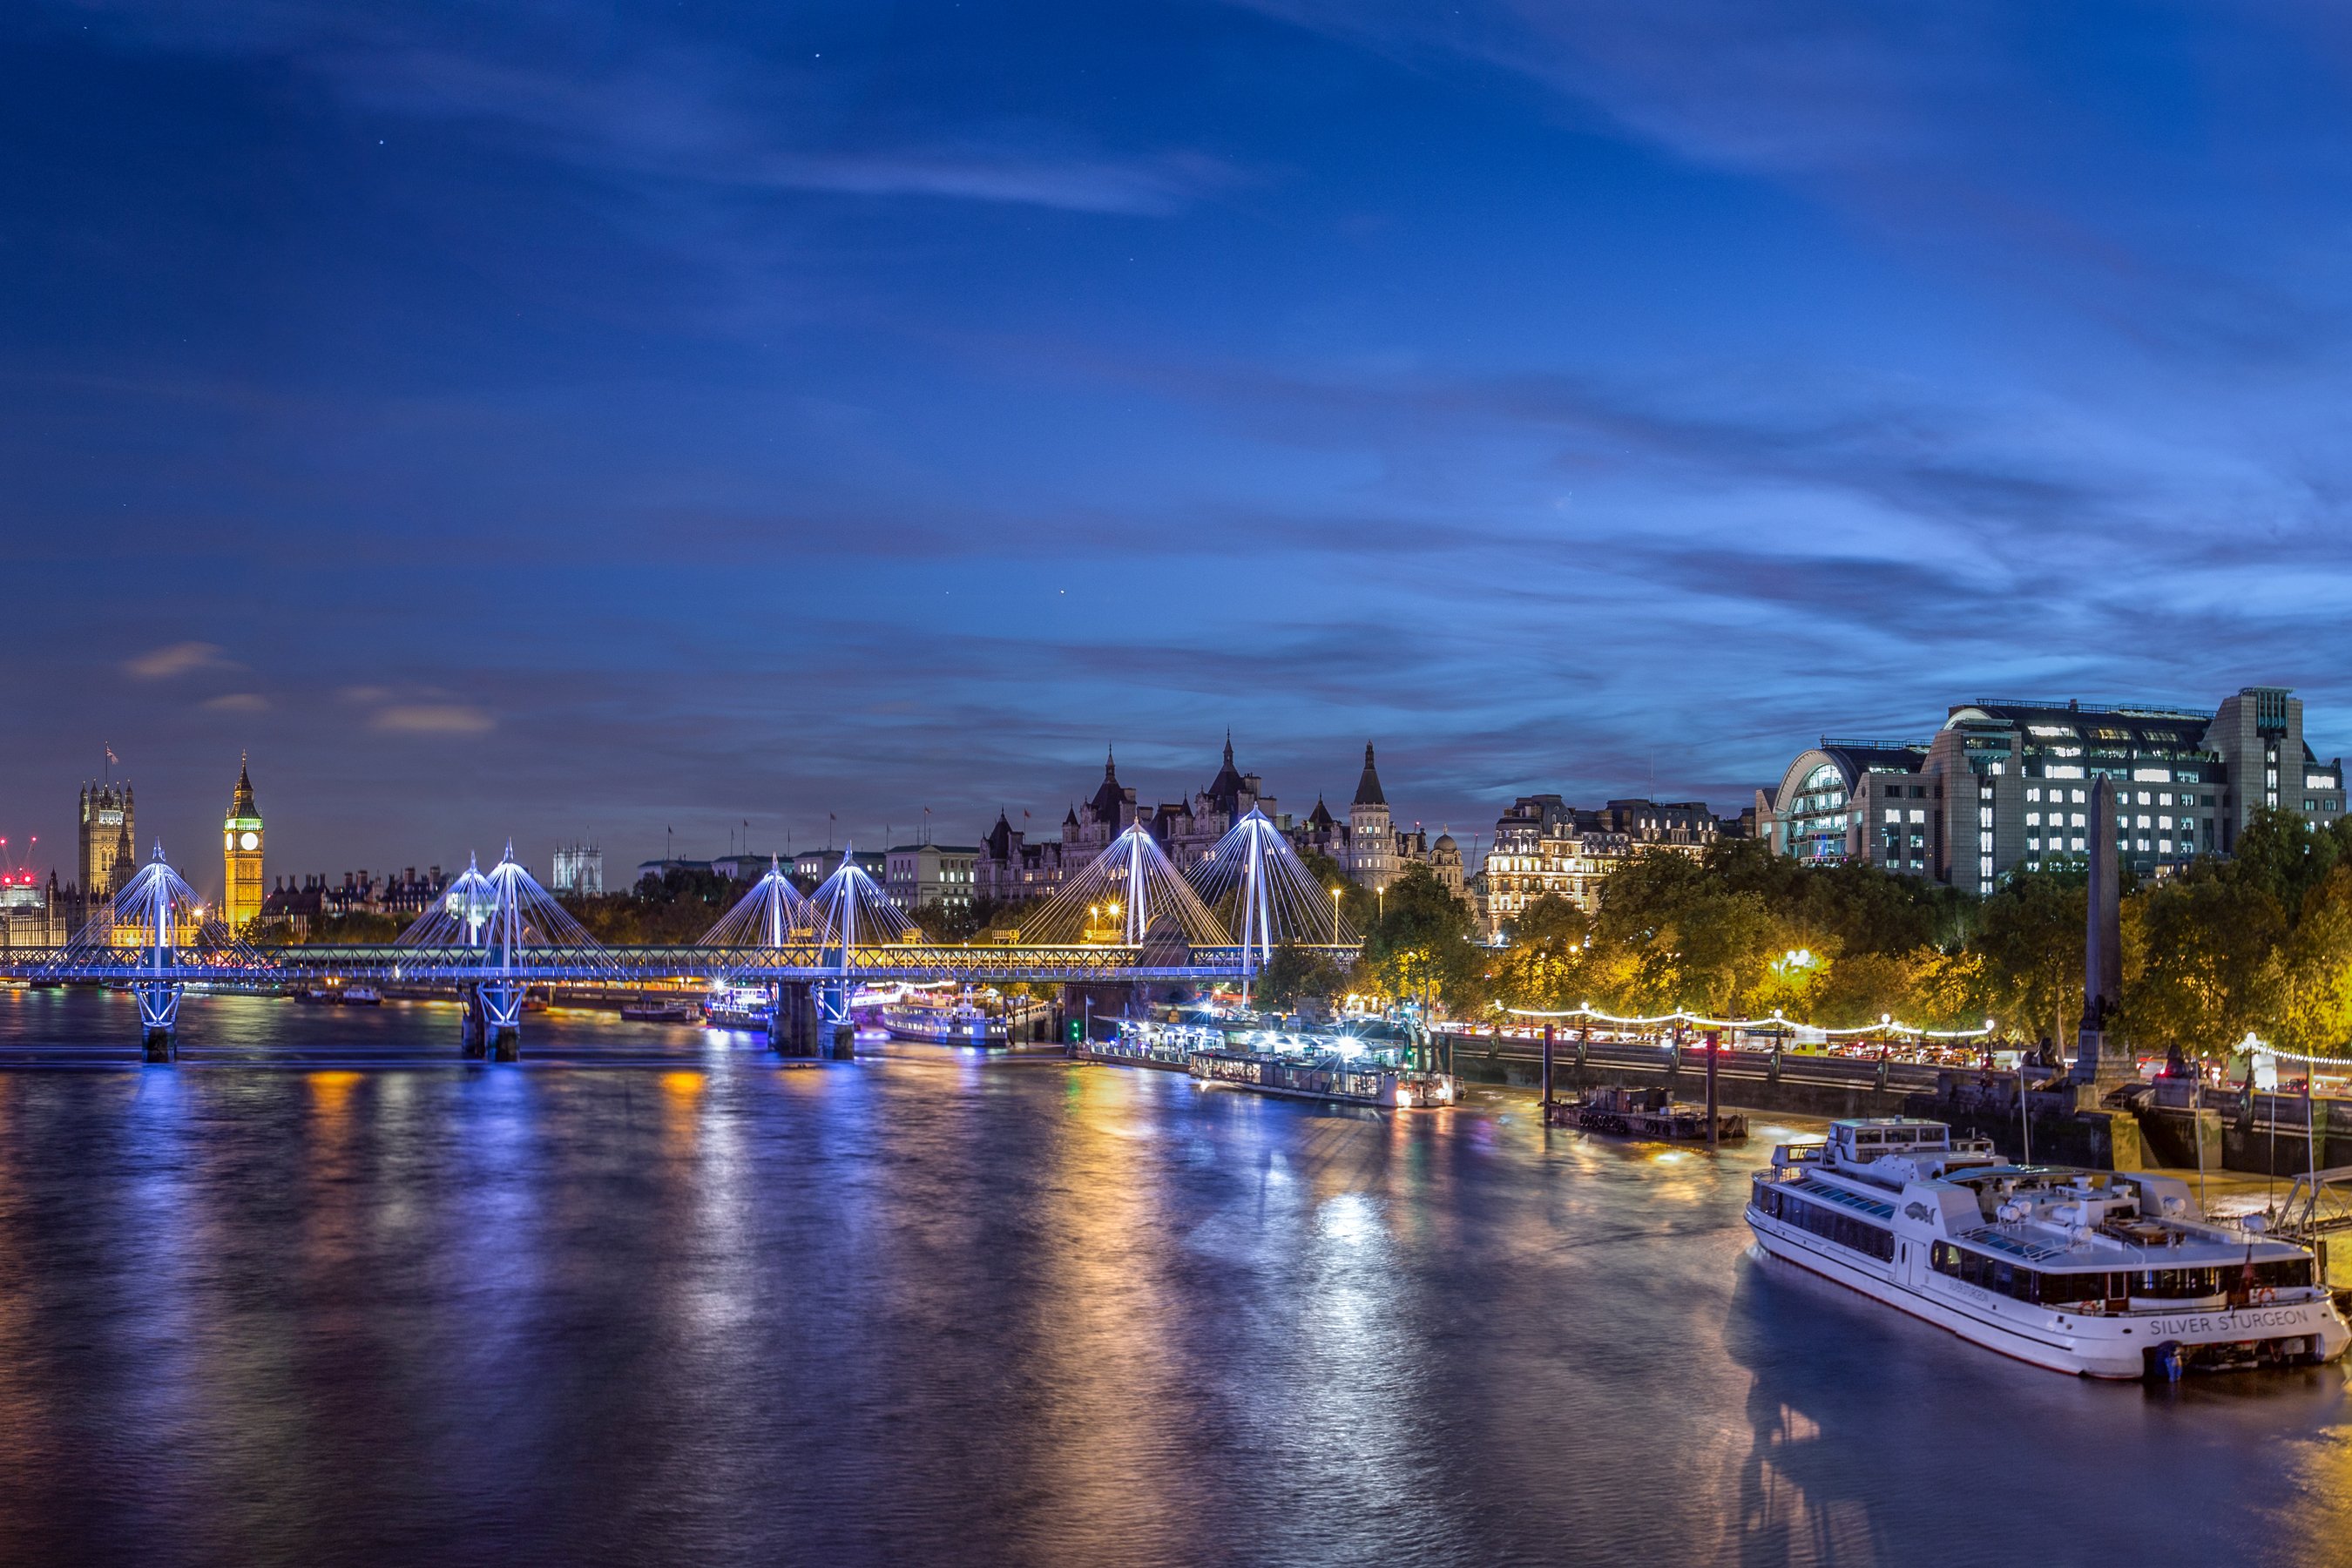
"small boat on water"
1551,1085,1744,1142
619,998,696,1024
879,995,997,1045
340,984,382,1006
1747,1117,2350,1378
702,985,772,1030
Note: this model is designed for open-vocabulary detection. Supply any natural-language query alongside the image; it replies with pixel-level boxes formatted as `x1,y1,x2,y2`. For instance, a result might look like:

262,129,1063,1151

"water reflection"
0,1012,2343,1565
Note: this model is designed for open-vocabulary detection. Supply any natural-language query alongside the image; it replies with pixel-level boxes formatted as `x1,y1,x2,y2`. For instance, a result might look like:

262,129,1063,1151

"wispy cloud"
747,147,1241,217
124,640,229,679
372,703,495,735
60,8,1241,217
199,692,269,713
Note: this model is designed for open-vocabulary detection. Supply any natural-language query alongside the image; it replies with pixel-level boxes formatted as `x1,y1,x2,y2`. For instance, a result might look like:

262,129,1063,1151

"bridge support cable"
700,858,821,1051
794,845,912,1054
1020,825,1228,950
1186,808,1358,977
397,843,618,1059
35,842,267,1061
702,858,816,951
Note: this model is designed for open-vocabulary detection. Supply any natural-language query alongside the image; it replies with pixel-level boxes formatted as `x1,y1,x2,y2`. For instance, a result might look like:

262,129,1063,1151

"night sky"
7,2,2350,889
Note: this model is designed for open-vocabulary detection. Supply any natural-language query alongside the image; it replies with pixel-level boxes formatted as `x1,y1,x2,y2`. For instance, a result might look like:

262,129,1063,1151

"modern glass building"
1758,688,2344,893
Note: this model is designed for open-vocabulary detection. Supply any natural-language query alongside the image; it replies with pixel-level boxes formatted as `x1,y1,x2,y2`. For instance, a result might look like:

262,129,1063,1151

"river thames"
0,989,2347,1566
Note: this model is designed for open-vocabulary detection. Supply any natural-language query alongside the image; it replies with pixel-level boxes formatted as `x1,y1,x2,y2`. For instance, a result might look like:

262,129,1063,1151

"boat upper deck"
1767,1139,2320,1274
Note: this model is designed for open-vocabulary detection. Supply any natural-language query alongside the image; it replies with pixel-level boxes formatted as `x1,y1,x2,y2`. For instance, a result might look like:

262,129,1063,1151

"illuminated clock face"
239,831,259,851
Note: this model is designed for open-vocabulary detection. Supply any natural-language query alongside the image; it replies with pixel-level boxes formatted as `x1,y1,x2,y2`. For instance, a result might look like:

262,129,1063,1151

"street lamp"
1329,886,1342,943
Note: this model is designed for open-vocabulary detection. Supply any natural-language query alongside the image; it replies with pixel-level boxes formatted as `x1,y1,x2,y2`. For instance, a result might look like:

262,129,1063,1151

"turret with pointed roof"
1089,746,1129,822
1347,742,1395,889
1205,730,1250,816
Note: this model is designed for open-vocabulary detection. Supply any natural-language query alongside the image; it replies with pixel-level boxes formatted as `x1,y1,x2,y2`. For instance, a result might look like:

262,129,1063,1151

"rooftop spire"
1353,742,1387,808
228,752,258,820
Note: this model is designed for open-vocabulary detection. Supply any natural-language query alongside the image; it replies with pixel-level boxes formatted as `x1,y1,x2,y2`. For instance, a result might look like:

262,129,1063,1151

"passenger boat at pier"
879,993,997,1045
1747,1118,2350,1378
1186,1037,1458,1110
341,984,382,1006
619,997,696,1024
1187,1047,1455,1108
1550,1085,1744,1142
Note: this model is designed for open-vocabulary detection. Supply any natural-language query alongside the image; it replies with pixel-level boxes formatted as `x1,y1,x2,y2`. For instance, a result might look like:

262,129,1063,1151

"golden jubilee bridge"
5,813,1359,1063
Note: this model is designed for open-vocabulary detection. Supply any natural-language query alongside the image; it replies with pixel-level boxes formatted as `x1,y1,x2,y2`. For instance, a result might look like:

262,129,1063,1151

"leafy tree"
910,899,984,942
564,866,747,943
1691,837,1974,956
1256,943,1355,1011
1296,848,1376,935
1360,864,1485,1015
1807,949,1915,1030
2119,865,2287,1059
1970,868,2085,1050
276,912,405,946
2225,809,2352,921
1490,894,1589,1013
1586,849,1787,1016
2275,866,2352,1058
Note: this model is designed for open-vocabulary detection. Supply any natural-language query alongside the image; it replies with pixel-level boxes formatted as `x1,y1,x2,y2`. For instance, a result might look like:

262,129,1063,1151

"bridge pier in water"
458,983,525,1061
136,981,180,1064
767,982,854,1059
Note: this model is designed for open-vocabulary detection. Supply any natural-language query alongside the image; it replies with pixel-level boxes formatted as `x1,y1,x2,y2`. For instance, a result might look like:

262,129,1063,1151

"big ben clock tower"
223,755,264,931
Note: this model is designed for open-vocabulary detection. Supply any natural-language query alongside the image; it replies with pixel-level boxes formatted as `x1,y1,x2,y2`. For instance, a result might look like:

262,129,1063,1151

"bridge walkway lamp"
1330,886,1342,945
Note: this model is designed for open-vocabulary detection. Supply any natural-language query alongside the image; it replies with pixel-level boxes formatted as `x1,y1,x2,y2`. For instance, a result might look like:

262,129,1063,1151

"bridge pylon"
397,845,610,1059
83,843,212,1063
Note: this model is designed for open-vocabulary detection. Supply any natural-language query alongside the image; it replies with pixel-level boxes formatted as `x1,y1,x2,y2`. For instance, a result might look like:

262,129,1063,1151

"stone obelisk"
2071,774,2134,1099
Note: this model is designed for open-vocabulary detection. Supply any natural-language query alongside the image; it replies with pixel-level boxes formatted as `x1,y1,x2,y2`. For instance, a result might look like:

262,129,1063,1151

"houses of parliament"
61,758,265,932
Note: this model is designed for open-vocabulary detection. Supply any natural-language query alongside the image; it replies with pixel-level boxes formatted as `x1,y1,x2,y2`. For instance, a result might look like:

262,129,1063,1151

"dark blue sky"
6,1,2350,888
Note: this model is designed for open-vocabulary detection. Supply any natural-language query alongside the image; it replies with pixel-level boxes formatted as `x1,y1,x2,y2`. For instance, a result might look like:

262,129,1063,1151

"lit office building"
1757,688,2346,894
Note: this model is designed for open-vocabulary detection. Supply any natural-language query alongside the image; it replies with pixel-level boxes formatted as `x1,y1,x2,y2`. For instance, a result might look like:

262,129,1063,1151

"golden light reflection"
659,1070,704,1159
1020,1067,1189,1552
307,1070,362,1115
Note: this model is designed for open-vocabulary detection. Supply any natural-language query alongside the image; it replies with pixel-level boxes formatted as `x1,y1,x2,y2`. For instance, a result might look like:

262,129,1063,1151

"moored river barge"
1550,1085,1746,1142
1186,1047,1457,1109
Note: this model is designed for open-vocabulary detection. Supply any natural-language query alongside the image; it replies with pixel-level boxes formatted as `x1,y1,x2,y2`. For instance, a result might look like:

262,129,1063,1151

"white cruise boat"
1747,1118,2350,1379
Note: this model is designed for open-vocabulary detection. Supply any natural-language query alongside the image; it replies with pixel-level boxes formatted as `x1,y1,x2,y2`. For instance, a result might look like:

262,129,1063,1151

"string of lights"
1499,1003,1997,1040
2231,1033,2352,1069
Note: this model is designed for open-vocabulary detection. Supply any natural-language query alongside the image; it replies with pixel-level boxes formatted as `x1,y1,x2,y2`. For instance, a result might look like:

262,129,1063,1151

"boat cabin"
1829,1119,1951,1159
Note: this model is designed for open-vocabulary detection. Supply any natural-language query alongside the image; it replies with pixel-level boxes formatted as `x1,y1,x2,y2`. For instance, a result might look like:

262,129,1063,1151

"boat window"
2249,1258,2314,1291
1935,1244,2051,1303
2038,1272,2105,1309
2131,1267,2223,1299
1774,1191,1894,1262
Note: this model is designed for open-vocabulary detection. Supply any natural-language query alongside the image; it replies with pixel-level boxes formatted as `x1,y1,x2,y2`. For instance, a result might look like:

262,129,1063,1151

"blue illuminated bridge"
3,814,1358,1064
